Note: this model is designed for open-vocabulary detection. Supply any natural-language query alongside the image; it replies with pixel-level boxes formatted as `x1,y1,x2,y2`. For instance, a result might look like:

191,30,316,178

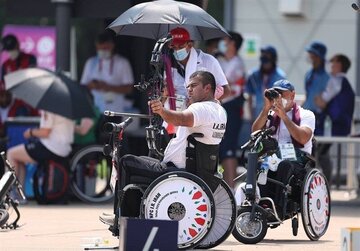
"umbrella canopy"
4,68,94,120
108,0,229,40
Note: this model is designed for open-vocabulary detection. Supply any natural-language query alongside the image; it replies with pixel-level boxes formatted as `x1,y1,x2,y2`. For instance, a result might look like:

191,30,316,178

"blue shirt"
246,67,286,116
303,67,330,113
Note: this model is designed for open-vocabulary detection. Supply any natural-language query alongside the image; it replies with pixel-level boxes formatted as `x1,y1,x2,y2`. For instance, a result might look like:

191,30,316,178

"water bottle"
258,162,269,185
324,116,332,136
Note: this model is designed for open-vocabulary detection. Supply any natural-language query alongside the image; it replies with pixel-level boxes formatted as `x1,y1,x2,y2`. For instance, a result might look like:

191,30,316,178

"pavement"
0,190,359,251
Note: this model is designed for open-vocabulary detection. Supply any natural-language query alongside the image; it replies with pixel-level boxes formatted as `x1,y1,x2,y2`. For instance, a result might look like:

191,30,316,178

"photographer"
252,79,315,215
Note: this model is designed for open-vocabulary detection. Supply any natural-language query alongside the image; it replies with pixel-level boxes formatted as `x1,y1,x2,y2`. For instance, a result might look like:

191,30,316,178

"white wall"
233,0,357,94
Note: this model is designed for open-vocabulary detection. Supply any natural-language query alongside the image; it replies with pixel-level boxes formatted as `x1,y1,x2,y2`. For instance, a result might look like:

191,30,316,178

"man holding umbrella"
166,27,230,102
162,27,230,134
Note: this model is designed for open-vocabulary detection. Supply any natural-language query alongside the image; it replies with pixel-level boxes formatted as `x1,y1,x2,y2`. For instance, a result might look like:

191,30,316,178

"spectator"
314,54,355,183
246,45,286,119
6,110,75,202
162,27,230,135
205,38,221,57
217,31,246,189
1,34,37,80
0,34,38,177
99,71,227,233
0,85,38,177
80,30,134,114
0,85,38,139
302,41,330,136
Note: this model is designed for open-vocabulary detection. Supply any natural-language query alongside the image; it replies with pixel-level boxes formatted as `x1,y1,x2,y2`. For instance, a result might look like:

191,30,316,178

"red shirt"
1,52,37,80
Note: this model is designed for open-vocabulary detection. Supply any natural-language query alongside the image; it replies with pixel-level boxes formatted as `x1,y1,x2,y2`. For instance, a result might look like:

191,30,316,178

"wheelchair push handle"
103,117,133,133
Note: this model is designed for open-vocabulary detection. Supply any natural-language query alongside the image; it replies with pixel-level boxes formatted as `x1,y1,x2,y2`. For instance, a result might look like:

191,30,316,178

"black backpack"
33,159,69,204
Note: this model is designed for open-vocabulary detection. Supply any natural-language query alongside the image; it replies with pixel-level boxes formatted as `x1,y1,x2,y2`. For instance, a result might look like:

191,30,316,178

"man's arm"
149,99,194,127
281,116,313,145
252,107,270,132
252,91,272,132
24,127,51,139
218,84,231,100
272,98,312,145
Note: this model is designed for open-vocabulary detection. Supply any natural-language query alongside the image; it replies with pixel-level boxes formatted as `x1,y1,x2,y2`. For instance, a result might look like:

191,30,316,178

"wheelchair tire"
292,217,298,236
141,171,215,250
0,208,9,227
196,179,236,249
301,168,331,241
232,206,268,244
69,145,113,204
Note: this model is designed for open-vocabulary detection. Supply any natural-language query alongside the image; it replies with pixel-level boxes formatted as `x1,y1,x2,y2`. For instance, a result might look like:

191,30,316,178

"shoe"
99,213,115,226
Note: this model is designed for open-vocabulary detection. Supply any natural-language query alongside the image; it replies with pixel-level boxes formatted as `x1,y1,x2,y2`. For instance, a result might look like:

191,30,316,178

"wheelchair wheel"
69,145,113,204
232,206,268,244
0,208,9,227
196,179,236,249
141,171,215,250
301,168,331,241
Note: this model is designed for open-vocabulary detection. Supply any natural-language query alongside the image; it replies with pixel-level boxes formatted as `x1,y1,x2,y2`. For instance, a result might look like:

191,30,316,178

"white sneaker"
99,213,115,226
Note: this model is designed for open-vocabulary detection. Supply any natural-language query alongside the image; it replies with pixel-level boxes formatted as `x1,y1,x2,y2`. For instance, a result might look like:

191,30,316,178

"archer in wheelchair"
233,79,331,244
101,71,237,249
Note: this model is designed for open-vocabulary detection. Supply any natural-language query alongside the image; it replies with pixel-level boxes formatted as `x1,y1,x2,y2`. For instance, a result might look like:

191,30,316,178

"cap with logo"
170,27,190,46
273,79,295,92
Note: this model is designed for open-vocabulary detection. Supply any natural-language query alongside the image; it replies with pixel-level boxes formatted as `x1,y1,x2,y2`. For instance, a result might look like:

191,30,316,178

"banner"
1,25,56,70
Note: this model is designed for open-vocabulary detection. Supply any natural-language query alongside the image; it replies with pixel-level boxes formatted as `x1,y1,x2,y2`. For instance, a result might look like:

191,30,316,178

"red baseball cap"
170,27,190,46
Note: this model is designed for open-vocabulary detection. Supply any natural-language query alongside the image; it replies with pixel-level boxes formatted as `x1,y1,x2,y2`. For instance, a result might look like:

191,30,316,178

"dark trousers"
114,154,179,217
259,160,305,214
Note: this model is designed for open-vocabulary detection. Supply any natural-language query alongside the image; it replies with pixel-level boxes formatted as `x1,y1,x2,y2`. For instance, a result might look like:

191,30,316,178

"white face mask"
217,40,227,54
8,50,19,60
282,98,290,108
173,47,189,61
97,50,111,59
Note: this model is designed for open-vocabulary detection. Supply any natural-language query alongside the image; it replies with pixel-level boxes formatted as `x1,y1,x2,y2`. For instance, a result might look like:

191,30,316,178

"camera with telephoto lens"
265,88,280,100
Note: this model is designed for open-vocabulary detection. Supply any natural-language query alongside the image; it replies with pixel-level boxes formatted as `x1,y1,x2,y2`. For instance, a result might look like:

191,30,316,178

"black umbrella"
108,0,229,40
4,68,94,120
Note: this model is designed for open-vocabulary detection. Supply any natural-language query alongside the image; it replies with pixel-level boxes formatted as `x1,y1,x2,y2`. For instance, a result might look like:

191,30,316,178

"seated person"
0,87,38,177
99,70,227,229
6,110,75,202
252,79,315,216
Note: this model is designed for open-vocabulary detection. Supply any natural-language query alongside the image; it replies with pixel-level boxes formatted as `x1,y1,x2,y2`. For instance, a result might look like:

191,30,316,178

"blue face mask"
173,47,189,61
218,40,227,54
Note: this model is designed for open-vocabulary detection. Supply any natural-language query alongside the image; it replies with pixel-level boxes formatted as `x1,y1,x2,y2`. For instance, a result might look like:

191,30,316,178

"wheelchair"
116,133,237,250
232,128,331,244
0,152,25,229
